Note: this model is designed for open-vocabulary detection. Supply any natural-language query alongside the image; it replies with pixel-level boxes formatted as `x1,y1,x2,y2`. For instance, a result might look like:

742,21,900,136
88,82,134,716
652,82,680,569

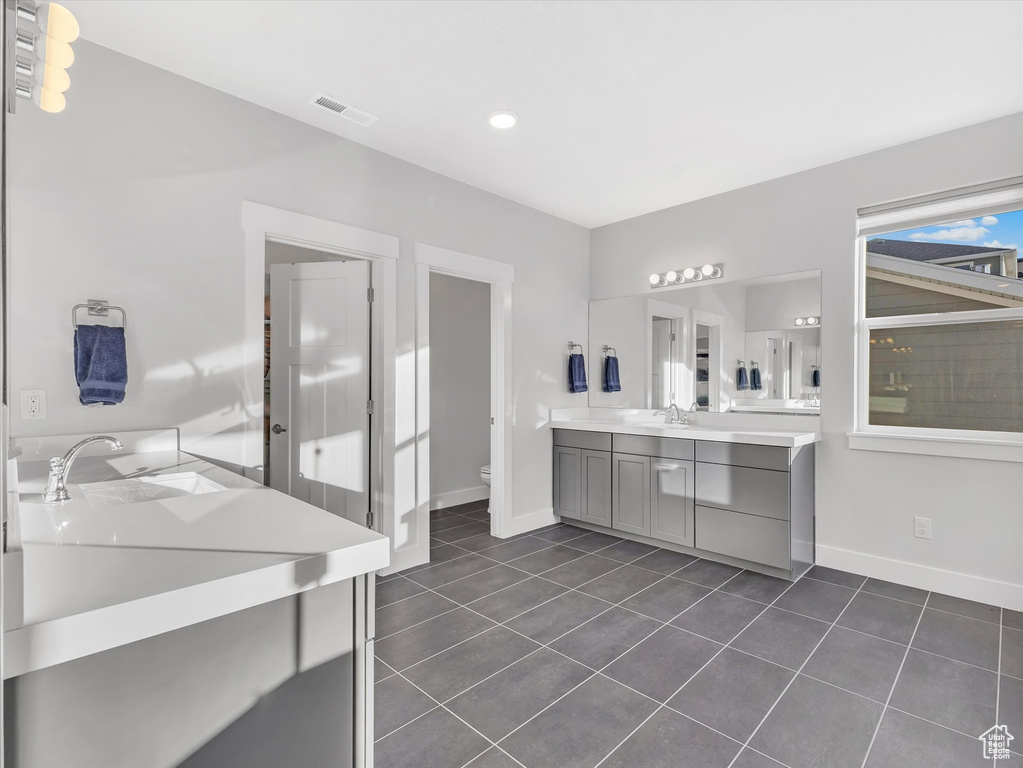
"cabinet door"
554,446,583,519
650,457,695,547
612,453,651,536
580,450,612,527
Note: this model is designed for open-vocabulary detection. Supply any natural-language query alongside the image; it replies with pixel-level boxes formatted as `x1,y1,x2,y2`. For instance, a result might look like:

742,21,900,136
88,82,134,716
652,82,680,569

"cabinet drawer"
695,505,790,569
696,462,790,520
553,429,612,451
696,442,790,472
613,434,694,461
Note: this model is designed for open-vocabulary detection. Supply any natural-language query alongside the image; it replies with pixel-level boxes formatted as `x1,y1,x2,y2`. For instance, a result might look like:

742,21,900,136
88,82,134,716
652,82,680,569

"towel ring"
602,345,617,356
737,359,745,367
568,342,583,354
751,361,759,368
73,300,127,331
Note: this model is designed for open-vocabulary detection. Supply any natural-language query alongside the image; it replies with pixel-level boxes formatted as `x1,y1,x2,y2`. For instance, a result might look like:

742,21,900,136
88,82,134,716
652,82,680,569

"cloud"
982,240,1018,250
909,225,989,242
980,215,999,226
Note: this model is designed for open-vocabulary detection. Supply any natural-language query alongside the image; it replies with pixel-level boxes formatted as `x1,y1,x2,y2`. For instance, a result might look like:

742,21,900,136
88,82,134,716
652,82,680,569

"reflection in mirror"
650,316,676,408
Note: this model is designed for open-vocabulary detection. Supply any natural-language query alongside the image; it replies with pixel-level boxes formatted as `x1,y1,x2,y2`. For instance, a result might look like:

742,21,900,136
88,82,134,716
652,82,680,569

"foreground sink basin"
79,472,228,507
641,422,691,430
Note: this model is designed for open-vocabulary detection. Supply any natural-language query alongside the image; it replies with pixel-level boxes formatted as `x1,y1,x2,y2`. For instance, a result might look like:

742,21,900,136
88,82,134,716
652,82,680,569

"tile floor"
374,501,1023,768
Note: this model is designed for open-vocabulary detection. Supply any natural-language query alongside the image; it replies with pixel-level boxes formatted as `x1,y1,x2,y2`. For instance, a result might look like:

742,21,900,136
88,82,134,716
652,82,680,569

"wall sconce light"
10,1,80,114
794,316,820,327
649,263,724,289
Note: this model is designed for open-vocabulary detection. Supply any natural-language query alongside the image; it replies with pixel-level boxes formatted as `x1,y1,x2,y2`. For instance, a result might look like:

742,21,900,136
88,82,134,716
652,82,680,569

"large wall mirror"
588,271,821,415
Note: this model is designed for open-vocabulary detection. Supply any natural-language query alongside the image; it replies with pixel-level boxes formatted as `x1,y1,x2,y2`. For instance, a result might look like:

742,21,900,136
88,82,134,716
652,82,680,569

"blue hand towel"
568,353,587,393
811,367,821,388
737,365,750,391
751,366,762,391
603,356,621,393
74,325,127,405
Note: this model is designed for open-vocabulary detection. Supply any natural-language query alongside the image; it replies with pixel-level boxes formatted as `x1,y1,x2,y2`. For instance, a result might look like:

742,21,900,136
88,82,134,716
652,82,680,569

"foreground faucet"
42,435,123,503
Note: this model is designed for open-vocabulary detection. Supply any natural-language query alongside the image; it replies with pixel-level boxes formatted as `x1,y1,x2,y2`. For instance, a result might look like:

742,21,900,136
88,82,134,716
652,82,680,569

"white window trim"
852,178,1023,462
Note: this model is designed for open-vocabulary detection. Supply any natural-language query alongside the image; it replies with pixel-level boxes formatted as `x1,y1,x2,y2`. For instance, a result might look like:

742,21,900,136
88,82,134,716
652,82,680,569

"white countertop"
549,419,819,448
4,450,390,678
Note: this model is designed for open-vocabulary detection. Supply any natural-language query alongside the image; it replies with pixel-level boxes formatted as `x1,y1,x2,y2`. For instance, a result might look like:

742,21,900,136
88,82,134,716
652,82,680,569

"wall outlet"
20,389,47,420
914,516,932,540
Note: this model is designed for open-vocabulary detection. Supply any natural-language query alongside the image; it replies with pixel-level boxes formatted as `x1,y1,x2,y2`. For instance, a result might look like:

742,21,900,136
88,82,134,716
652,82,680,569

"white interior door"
269,260,371,527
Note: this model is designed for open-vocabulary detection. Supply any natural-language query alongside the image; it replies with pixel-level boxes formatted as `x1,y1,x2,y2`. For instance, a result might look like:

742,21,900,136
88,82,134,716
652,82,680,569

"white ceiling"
63,0,1023,228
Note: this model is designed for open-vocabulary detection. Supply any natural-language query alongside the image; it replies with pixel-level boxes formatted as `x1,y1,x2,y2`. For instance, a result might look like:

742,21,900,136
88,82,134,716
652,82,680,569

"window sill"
847,432,1023,463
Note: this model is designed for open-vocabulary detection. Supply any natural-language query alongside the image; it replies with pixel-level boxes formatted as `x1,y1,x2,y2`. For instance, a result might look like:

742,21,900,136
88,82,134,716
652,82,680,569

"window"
858,177,1023,440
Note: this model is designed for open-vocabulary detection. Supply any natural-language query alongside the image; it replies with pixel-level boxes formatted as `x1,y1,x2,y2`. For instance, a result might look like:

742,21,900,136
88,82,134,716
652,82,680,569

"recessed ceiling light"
488,110,518,129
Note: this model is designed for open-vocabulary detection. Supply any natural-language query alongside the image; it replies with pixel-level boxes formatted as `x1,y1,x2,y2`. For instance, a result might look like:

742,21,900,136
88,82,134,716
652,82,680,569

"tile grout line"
724,576,870,768
996,606,1002,729
857,590,932,768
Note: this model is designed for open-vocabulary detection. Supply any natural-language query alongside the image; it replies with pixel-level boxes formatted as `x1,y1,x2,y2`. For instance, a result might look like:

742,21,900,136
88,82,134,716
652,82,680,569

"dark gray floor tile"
467,577,568,623
1001,674,1023,746
509,544,586,575
731,750,788,768
561,530,622,553
837,591,923,645
720,571,792,604
404,542,470,573
604,625,721,702
506,590,611,644
889,649,997,736
463,749,520,768
531,524,590,543
540,553,623,588
374,707,490,768
435,565,530,605
431,514,480,533
620,577,711,622
432,520,492,543
751,675,883,768
462,508,491,522
804,565,866,590
374,674,437,740
453,532,508,553
478,535,553,563
671,589,767,644
601,707,740,768
576,563,665,603
402,627,540,702
865,708,995,768
447,648,592,741
669,647,794,742
431,507,465,521
912,608,1000,671
1004,627,1023,679
551,606,661,669
1006,609,1023,631
500,675,658,768
928,592,1001,624
599,539,660,563
406,554,498,589
774,577,857,623
862,577,928,605
377,591,460,638
631,548,699,575
732,607,830,670
802,626,906,702
375,608,496,671
377,576,427,607
378,570,402,583
675,558,743,588
376,655,396,682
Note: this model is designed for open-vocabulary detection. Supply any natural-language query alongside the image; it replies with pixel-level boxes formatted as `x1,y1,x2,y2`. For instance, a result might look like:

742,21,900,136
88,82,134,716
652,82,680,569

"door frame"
414,243,514,551
692,308,724,412
242,202,398,548
645,299,689,409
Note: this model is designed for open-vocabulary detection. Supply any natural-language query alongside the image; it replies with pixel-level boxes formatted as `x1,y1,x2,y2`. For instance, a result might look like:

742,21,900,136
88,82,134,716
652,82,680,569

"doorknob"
271,424,287,434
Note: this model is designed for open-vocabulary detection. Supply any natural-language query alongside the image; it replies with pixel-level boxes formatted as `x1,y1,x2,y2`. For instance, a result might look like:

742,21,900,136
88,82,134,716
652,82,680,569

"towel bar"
73,300,127,331
568,341,583,353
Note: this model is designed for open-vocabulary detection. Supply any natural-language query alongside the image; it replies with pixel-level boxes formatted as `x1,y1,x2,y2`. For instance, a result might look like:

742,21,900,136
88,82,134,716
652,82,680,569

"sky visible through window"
879,208,1023,252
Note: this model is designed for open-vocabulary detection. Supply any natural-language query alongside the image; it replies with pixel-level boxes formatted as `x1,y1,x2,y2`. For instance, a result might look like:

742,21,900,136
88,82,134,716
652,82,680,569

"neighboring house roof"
867,252,1023,308
866,239,1012,262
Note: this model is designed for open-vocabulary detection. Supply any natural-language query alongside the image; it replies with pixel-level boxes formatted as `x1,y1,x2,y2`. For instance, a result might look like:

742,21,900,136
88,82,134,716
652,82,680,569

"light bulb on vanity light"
38,62,70,92
794,318,806,326
37,2,80,43
701,264,720,278
35,34,74,69
683,267,699,281
665,270,678,284
649,273,663,287
31,84,66,113
807,317,819,325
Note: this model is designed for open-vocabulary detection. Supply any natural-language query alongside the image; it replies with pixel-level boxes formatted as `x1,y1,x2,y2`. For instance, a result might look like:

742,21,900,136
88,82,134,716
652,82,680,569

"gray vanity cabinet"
553,430,612,525
553,445,583,520
580,450,613,526
611,453,651,535
649,457,695,547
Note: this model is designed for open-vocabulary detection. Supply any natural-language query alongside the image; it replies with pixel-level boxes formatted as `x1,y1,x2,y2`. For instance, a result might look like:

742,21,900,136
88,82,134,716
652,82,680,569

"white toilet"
480,465,492,514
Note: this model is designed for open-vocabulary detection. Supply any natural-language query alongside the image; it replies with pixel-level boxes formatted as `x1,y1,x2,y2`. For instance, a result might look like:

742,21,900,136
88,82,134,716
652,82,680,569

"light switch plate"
20,390,47,420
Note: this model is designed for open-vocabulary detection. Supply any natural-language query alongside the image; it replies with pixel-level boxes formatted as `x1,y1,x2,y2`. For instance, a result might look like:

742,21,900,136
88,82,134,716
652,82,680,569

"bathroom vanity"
551,419,817,580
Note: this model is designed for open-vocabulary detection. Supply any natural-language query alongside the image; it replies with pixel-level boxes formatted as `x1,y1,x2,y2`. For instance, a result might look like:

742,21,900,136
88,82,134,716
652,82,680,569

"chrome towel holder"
73,300,127,331
602,345,617,357
568,341,583,354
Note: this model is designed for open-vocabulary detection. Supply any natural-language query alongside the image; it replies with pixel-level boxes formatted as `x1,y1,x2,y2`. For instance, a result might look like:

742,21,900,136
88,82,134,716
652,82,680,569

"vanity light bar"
648,263,724,289
8,0,79,114
794,316,820,327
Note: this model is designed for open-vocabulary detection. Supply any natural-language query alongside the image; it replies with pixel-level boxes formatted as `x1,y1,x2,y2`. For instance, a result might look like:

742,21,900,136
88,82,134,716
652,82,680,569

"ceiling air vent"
309,93,378,127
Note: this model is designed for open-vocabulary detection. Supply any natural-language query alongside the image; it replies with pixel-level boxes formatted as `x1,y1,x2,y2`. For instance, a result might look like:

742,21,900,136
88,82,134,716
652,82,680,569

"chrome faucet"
662,403,684,424
42,435,123,503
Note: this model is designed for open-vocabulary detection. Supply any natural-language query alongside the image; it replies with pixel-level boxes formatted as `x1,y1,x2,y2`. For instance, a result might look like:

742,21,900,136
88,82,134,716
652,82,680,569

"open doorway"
264,241,374,529
427,272,492,543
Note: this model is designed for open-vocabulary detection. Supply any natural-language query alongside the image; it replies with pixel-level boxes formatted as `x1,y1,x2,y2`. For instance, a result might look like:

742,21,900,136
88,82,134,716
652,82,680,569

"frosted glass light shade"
40,63,70,93
37,35,75,69
33,85,66,113
40,2,80,43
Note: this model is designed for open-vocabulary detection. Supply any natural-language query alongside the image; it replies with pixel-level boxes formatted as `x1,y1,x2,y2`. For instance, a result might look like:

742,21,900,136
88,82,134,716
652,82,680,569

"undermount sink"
79,472,228,507
643,422,691,430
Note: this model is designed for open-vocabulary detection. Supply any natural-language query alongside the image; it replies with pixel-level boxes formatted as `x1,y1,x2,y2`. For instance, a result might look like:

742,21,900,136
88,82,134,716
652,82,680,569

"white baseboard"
430,485,490,511
817,544,1023,611
500,507,559,538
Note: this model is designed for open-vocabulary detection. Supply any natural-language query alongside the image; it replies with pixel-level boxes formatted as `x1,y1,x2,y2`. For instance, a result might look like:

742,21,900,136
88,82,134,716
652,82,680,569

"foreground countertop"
4,450,389,678
549,418,819,448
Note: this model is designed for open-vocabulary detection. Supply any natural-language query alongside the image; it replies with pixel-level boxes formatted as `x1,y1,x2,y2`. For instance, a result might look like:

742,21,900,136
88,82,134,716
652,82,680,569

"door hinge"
366,510,374,529
367,399,375,415
367,287,375,303
670,333,677,341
